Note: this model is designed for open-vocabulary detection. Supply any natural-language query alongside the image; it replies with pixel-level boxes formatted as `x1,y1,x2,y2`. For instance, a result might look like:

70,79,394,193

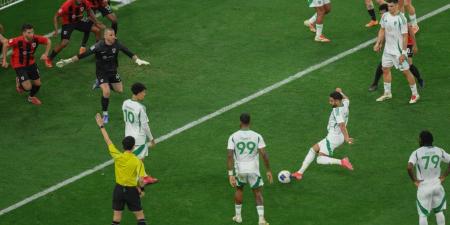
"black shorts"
61,20,94,40
97,4,113,17
96,71,121,84
407,44,414,58
15,64,40,82
112,184,142,211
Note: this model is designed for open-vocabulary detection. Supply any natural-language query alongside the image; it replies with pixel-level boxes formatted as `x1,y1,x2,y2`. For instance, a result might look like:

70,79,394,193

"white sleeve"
343,99,350,109
258,135,266,149
227,135,235,150
408,151,417,165
333,108,345,124
441,149,450,164
140,107,149,124
143,123,154,141
380,13,386,28
400,15,408,34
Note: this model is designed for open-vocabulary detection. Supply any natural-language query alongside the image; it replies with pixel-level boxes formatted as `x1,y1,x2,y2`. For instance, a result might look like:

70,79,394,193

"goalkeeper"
57,28,150,123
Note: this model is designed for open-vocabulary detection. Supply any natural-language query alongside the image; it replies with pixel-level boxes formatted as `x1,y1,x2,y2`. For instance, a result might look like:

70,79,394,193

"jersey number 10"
123,110,135,123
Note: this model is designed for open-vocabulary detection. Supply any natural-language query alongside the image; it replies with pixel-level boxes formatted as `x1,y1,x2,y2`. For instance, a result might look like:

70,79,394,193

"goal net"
0,0,24,11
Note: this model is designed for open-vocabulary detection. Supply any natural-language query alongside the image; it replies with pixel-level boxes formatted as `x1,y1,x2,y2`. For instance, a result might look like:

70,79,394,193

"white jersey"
122,99,150,145
408,146,450,183
227,129,266,175
327,99,350,136
380,12,408,56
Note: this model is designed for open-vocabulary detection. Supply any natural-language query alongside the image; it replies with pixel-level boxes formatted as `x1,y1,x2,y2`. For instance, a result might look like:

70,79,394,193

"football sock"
101,96,109,112
419,216,428,225
48,50,58,60
410,84,418,96
315,24,323,38
112,22,118,34
436,212,445,225
317,156,342,165
383,82,391,94
372,62,383,86
299,148,316,174
235,204,242,216
409,64,422,80
368,9,376,21
30,85,40,97
81,32,90,47
256,205,264,218
112,221,120,225
409,14,417,25
137,219,147,225
308,13,317,24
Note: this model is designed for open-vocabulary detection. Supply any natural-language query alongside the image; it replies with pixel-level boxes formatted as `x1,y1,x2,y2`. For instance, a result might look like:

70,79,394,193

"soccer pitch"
0,0,450,224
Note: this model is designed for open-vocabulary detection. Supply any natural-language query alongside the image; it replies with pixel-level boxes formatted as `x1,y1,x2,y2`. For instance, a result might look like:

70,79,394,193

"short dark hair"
240,113,250,125
122,136,135,150
386,0,398,4
379,3,388,12
419,130,433,147
21,24,33,32
329,91,343,101
131,82,147,95
104,27,115,35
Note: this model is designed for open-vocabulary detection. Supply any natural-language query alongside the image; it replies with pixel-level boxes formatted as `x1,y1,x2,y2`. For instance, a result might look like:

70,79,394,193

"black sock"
81,32,90,47
112,221,120,225
101,96,109,112
368,9,376,21
30,85,40,97
137,219,146,225
112,22,118,34
410,64,422,80
48,50,58,60
372,62,383,86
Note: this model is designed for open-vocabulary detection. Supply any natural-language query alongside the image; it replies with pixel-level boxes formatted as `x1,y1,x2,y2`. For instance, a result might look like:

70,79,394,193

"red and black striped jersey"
57,0,93,25
8,35,49,69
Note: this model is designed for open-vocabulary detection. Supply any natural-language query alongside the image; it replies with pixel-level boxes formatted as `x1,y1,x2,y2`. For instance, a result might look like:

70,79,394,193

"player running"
56,28,150,123
291,88,353,181
407,130,450,225
227,113,272,225
47,0,104,65
88,0,118,34
122,82,158,185
5,24,52,105
302,0,332,42
364,0,386,27
373,0,420,104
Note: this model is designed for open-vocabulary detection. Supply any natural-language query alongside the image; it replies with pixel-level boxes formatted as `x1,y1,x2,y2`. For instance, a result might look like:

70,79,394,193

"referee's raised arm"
95,113,113,146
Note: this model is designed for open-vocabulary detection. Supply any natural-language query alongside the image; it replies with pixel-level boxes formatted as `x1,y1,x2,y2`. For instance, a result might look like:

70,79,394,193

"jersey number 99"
236,141,257,155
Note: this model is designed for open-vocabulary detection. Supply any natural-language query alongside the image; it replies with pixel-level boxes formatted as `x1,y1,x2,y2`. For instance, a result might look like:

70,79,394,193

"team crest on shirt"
112,48,116,53
32,43,36,48
80,7,84,11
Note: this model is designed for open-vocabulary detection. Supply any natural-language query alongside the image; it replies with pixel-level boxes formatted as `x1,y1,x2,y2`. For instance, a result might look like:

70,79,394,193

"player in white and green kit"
122,82,158,185
407,131,450,225
292,88,354,181
227,113,272,225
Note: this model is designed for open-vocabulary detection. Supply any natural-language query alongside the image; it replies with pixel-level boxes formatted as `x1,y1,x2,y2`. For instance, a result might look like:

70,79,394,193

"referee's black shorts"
112,184,142,211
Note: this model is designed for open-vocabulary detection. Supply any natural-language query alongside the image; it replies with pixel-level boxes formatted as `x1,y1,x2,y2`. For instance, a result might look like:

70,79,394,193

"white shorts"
308,0,330,8
382,52,410,71
318,134,344,156
132,143,149,159
417,181,446,217
236,173,264,189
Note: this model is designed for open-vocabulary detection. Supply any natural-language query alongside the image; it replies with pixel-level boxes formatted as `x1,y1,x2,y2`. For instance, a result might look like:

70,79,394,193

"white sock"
103,111,108,115
256,205,264,219
410,84,418,96
409,14,417,25
383,82,391,94
298,148,316,174
436,212,445,225
308,13,317,24
317,156,342,165
235,204,242,217
419,216,428,225
315,24,323,38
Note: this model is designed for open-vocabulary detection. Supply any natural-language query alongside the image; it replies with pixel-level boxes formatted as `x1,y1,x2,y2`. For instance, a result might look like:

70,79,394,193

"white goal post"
0,0,24,11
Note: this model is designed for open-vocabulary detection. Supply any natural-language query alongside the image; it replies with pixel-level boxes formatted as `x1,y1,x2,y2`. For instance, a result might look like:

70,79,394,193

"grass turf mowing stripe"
1,2,449,217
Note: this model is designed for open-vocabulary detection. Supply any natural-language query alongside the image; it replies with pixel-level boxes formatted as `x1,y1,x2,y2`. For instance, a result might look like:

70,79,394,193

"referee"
95,113,149,225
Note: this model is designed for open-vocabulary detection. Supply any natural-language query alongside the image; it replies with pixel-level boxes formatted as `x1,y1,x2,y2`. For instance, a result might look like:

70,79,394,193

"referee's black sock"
137,219,146,225
112,22,118,34
101,96,110,112
30,85,40,97
111,221,120,225
372,62,383,86
81,32,90,47
368,9,376,21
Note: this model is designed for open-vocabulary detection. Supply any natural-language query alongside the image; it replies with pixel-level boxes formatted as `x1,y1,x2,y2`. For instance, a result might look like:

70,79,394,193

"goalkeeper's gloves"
135,58,150,66
56,58,74,68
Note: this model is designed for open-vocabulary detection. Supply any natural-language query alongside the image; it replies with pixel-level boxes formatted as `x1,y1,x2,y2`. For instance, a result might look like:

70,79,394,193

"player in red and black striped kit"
47,0,104,65
88,0,118,34
6,24,52,105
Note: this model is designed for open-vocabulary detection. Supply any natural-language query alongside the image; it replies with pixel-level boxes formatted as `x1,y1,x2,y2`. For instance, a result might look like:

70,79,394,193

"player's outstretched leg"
233,187,243,223
253,188,269,225
304,13,317,33
292,145,318,180
317,155,353,170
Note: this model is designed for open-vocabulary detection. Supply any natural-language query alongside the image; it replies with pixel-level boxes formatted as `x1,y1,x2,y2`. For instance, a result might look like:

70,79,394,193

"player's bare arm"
40,38,52,61
95,113,113,146
88,9,105,29
408,25,418,54
259,148,273,184
339,123,353,144
407,162,421,187
53,13,60,37
399,33,408,63
0,34,8,68
335,87,348,100
227,149,236,187
439,163,450,183
374,28,385,52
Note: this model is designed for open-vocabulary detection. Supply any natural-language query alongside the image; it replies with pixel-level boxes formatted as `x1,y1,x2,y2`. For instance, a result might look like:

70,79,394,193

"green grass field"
1,0,450,224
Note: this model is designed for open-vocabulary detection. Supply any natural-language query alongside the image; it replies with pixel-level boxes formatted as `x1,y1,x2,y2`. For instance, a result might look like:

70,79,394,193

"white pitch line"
1,3,449,217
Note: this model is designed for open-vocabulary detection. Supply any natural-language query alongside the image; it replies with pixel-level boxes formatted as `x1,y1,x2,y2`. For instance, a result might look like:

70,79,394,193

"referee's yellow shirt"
108,144,146,187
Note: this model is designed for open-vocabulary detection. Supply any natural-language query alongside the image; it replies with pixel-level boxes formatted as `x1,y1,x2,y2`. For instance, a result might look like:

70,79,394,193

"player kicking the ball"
373,0,419,104
303,0,332,42
407,130,450,225
122,82,158,185
227,113,272,225
56,28,150,123
291,88,353,181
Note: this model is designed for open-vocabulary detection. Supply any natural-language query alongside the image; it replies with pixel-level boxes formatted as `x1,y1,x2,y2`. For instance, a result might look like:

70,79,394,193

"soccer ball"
277,170,291,183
